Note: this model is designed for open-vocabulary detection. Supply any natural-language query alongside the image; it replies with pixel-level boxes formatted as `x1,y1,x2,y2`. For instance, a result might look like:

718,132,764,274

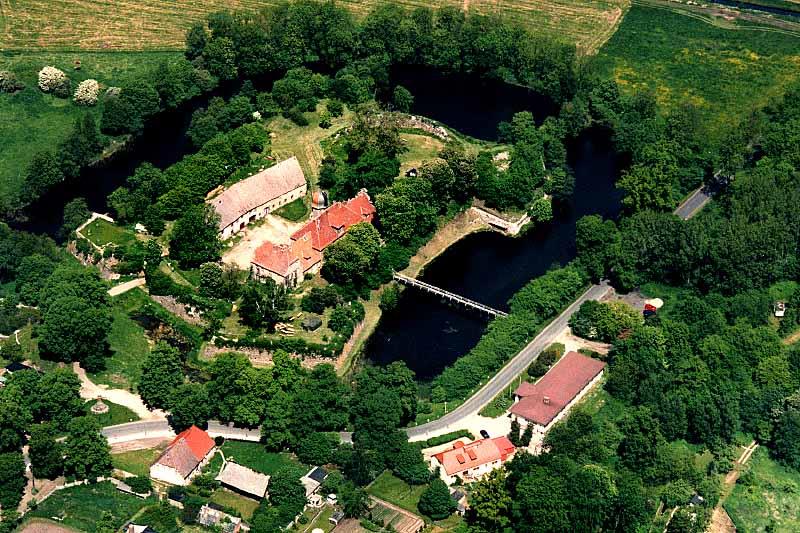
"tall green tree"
169,204,222,268
63,416,113,480
238,278,290,332
0,452,25,510
168,383,212,433
418,478,456,520
139,343,184,410
28,423,64,479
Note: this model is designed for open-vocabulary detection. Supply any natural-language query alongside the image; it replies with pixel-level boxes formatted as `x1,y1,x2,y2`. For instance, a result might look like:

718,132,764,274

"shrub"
319,111,332,129
424,430,474,448
73,79,100,106
126,476,153,494
301,286,339,314
38,66,70,97
0,71,24,93
327,98,344,117
284,107,309,126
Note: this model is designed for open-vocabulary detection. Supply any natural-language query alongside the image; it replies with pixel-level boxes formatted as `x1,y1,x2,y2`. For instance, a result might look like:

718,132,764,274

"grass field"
0,1,628,54
27,481,153,532
88,305,151,390
112,446,165,477
211,489,261,520
725,447,800,532
84,399,139,427
82,218,137,248
366,471,427,515
220,441,305,477
0,50,178,206
274,197,310,222
596,3,800,139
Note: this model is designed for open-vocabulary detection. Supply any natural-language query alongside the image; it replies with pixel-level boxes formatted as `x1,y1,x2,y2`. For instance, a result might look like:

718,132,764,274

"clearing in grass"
211,489,261,520
88,306,151,390
84,399,139,427
26,481,153,532
274,197,310,222
725,446,800,532
366,471,427,515
0,51,179,207
595,4,800,141
112,446,165,477
81,218,137,249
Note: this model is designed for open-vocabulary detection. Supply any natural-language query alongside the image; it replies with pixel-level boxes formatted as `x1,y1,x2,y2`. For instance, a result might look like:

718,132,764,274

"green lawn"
211,489,260,520
220,441,305,477
398,132,445,176
88,306,150,390
112,447,165,477
84,399,139,427
274,197,310,222
726,447,800,532
27,481,153,532
596,4,800,143
366,471,427,515
0,51,179,208
82,218,137,248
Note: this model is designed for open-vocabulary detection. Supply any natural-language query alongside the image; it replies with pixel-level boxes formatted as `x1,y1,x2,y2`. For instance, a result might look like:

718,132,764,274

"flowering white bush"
74,79,100,106
38,66,68,93
104,86,121,99
252,110,262,121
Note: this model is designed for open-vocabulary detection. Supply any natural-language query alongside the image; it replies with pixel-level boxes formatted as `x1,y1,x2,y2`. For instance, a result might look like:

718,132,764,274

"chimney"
543,396,550,405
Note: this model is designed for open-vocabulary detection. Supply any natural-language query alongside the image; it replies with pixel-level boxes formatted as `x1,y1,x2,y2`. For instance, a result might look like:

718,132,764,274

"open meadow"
595,3,800,140
0,0,628,54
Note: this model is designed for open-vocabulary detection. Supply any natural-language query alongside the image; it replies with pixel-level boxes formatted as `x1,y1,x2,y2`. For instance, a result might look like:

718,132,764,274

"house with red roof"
251,189,375,287
431,437,516,485
510,351,606,444
149,426,215,486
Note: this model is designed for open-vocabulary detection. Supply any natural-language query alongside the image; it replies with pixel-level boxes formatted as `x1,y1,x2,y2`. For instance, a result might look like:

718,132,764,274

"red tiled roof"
290,190,375,251
433,437,516,476
252,242,299,276
154,426,215,478
510,351,606,427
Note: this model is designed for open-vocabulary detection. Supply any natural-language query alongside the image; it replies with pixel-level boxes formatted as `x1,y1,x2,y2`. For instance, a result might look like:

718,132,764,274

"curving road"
100,184,712,446
403,282,611,440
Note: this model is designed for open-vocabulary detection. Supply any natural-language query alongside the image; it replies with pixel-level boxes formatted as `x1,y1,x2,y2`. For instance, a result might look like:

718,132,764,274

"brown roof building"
208,157,307,239
216,461,270,499
150,426,215,486
510,351,606,429
432,437,516,485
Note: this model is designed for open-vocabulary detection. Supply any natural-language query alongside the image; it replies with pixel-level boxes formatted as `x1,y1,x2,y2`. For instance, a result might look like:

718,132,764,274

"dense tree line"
188,3,577,104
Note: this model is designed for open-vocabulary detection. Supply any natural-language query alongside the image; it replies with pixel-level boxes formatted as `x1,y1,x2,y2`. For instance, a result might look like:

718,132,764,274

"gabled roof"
252,242,300,276
216,461,270,498
209,157,306,230
510,351,606,426
307,466,328,484
153,425,214,478
290,189,375,251
433,437,515,476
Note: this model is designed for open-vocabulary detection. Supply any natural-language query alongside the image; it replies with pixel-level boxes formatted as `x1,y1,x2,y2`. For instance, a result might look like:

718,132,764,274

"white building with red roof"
431,437,516,485
510,351,606,443
149,426,215,486
251,189,375,287
208,157,307,240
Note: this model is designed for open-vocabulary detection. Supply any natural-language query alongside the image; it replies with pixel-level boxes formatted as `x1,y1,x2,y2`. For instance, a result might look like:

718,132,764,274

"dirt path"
73,362,165,421
707,440,758,533
783,329,800,345
221,215,305,269
108,277,145,296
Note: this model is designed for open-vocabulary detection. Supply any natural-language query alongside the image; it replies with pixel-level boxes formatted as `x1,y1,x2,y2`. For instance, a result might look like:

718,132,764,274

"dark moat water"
10,66,624,382
366,73,623,380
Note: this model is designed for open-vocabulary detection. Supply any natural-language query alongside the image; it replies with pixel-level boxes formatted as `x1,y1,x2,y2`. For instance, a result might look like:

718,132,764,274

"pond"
365,80,624,380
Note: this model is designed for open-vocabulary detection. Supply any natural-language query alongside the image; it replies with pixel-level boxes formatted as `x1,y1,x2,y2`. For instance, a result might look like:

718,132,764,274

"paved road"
403,282,611,440
673,186,711,221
